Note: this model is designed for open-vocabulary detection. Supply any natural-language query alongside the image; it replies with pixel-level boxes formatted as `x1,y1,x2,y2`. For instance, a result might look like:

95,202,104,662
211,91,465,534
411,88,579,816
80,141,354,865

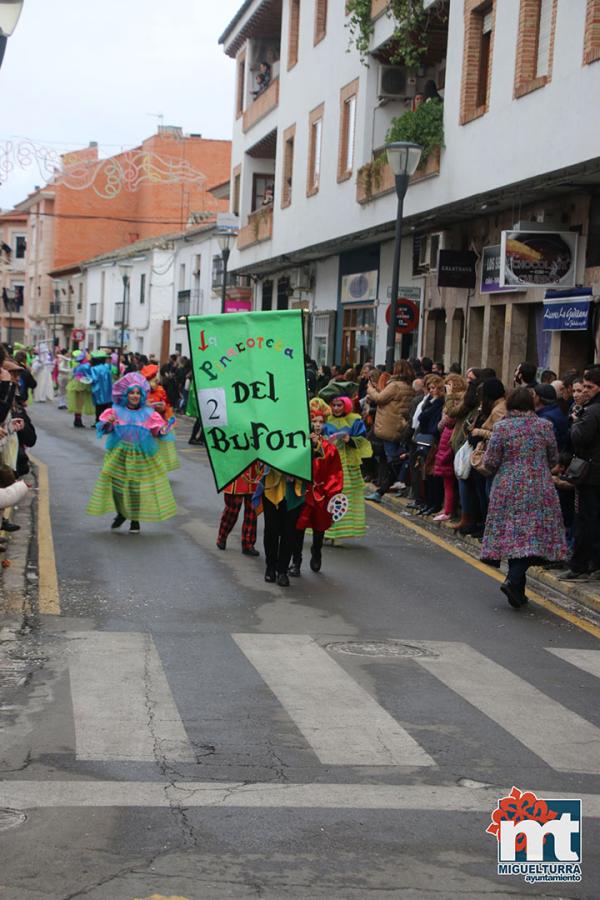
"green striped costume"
324,413,372,541
87,442,177,521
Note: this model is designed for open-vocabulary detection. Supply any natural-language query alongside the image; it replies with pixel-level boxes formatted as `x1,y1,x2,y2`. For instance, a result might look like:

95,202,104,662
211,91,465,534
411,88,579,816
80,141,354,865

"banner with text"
187,310,311,492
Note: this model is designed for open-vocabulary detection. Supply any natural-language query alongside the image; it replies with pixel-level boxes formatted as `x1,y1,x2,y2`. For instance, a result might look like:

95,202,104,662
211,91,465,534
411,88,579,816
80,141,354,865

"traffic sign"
385,298,420,334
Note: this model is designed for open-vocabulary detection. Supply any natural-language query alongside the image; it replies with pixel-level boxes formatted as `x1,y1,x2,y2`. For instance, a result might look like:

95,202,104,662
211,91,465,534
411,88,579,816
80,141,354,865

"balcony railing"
177,288,202,318
242,78,279,133
237,205,273,250
48,299,75,323
356,147,442,205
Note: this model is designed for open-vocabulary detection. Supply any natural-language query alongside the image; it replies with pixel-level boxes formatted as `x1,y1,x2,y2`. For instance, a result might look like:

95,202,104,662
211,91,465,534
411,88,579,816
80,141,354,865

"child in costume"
141,364,179,472
290,400,344,575
254,468,306,587
323,395,372,540
87,372,177,533
67,350,95,427
216,463,263,556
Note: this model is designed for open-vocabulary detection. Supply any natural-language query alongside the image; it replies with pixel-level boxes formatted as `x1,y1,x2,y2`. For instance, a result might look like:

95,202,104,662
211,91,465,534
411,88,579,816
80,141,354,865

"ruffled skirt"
87,442,177,521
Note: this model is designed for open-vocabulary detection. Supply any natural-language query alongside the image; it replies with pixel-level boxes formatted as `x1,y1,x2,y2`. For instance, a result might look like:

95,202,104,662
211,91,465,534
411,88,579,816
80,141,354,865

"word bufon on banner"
187,310,311,492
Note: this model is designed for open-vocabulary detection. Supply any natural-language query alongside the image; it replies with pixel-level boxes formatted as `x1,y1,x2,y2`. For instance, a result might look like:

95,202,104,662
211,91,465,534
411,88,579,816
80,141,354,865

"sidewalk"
367,487,600,619
0,471,36,628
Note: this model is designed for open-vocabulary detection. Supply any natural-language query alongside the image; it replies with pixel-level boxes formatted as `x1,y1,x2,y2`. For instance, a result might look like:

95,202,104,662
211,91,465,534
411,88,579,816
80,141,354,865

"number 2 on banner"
198,388,229,427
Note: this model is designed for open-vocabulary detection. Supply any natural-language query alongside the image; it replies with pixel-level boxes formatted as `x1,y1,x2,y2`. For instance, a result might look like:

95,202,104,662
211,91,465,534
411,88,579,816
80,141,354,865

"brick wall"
288,0,300,69
584,0,600,65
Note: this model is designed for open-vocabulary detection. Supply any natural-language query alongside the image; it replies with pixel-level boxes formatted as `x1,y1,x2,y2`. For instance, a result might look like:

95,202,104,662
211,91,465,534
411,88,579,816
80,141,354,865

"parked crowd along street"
1,339,600,611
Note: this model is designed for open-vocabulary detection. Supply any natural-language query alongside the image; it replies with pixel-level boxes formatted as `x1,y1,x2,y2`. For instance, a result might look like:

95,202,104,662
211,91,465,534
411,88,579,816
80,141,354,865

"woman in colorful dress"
67,350,95,427
87,373,177,533
481,387,567,608
323,395,372,541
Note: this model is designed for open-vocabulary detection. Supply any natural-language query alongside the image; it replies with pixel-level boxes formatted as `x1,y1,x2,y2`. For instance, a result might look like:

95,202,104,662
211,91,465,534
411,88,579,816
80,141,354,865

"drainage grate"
325,640,439,659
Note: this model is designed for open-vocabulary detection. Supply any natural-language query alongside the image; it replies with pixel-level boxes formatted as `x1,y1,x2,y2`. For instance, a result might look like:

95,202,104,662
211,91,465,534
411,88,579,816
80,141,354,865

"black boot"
500,579,526,609
129,520,140,533
111,514,126,530
288,563,301,577
73,414,84,428
264,567,276,583
310,548,322,572
2,518,20,533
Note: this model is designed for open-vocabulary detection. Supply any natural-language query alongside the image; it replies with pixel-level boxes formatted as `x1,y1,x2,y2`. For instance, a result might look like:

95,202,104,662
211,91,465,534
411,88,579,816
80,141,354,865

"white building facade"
221,0,600,380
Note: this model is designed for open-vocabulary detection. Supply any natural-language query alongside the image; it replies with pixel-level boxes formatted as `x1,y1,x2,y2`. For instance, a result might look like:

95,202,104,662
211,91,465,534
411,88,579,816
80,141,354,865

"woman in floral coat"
481,387,567,608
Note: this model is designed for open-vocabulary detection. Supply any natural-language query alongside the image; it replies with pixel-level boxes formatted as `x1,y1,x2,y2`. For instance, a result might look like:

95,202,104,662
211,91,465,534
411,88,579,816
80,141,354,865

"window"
139,273,146,304
101,270,106,301
193,255,202,280
307,104,324,196
341,305,375,367
314,0,327,44
14,235,26,258
77,282,83,310
277,278,290,310
232,166,241,216
281,124,296,208
288,0,300,69
514,0,557,97
460,1,495,124
114,302,125,326
179,263,186,291
236,52,246,116
212,255,224,289
89,303,98,325
252,173,275,211
584,0,600,65
262,280,273,310
337,80,358,182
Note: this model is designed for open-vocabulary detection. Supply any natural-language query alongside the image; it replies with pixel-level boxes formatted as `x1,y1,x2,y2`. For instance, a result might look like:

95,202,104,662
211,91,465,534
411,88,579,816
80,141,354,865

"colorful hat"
334,395,353,416
112,372,150,406
72,350,86,362
91,349,108,360
309,397,331,420
140,364,159,381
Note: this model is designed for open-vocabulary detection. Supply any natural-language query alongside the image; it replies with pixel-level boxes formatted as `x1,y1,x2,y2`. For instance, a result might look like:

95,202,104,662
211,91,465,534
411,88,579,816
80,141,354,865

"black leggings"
263,498,303,574
292,529,325,568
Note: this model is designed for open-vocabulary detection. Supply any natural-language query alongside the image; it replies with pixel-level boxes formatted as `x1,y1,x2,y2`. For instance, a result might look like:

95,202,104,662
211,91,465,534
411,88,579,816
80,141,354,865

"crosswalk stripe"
232,634,435,767
67,632,195,762
2,780,600,813
416,642,600,774
547,648,600,681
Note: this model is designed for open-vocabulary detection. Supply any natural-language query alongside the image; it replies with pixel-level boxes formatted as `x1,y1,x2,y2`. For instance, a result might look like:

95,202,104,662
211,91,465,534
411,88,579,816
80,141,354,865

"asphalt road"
1,402,599,899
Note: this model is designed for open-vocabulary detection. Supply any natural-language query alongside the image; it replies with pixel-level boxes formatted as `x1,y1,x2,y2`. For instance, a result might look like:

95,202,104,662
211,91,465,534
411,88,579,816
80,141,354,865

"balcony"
243,77,279,134
48,298,75,325
356,147,441,205
177,289,202,318
237,205,273,250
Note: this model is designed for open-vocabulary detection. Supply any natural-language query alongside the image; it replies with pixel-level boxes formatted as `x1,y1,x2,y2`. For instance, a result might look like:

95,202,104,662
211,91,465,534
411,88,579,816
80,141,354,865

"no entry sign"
385,298,420,334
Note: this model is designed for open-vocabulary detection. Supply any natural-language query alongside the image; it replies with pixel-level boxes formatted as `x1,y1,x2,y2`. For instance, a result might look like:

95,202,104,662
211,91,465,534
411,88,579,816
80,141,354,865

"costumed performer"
254,468,306,587
67,350,95,427
323,395,372,541
216,463,263,556
290,399,343,575
56,350,71,409
141,363,179,472
82,350,114,422
86,372,177,533
32,345,55,403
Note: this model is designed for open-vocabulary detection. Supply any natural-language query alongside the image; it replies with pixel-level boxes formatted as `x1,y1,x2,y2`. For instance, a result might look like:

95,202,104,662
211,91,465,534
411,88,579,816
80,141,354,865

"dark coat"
570,394,600,485
536,403,569,452
417,396,444,437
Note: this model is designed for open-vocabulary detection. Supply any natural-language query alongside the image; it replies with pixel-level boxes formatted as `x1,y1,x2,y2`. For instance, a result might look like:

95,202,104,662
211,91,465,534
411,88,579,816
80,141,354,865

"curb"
0,476,36,626
372,489,600,619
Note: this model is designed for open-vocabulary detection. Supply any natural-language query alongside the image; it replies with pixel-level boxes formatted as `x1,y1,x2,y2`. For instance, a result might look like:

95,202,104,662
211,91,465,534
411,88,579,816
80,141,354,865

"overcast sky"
0,0,242,210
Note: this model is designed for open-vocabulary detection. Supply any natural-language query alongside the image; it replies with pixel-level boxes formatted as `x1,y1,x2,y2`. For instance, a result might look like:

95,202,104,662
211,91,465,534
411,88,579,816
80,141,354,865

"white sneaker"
390,482,406,491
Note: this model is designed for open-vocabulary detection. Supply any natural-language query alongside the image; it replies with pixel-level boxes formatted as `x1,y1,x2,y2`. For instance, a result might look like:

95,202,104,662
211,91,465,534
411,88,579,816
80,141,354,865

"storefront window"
342,305,375,367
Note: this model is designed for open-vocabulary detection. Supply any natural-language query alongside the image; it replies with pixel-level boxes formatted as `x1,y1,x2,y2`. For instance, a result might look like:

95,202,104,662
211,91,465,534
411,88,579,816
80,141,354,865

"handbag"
453,440,472,480
563,455,590,486
414,432,434,450
470,440,491,476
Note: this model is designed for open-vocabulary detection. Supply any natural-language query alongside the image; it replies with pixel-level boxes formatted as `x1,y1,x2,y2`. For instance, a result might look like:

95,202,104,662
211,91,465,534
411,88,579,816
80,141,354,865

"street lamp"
216,230,238,315
384,141,422,372
118,263,133,362
51,278,63,349
0,1,24,69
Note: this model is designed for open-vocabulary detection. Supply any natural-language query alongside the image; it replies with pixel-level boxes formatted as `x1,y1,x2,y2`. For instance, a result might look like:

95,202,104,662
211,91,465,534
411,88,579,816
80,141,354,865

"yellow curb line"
30,455,60,616
370,502,600,641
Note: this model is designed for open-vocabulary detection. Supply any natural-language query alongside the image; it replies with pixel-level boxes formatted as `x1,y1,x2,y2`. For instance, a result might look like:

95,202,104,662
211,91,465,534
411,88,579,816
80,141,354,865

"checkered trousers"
217,494,257,550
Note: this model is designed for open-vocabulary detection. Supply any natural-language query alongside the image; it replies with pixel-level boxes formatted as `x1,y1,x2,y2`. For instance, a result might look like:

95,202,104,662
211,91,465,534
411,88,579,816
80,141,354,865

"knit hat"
112,372,150,406
333,396,353,416
534,383,557,404
482,377,505,401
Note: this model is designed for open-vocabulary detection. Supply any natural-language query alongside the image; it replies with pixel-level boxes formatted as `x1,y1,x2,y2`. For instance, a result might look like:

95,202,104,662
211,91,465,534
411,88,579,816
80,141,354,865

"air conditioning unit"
289,268,311,292
378,65,411,100
417,232,446,272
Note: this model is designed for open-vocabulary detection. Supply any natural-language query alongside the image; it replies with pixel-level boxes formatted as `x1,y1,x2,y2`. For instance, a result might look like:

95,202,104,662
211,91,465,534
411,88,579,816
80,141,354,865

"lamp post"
51,278,63,349
118,263,133,363
0,0,24,69
384,141,422,373
216,230,237,314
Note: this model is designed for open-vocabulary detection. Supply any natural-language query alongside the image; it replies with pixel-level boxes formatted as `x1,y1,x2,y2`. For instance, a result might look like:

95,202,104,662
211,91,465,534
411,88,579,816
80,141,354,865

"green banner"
187,310,311,492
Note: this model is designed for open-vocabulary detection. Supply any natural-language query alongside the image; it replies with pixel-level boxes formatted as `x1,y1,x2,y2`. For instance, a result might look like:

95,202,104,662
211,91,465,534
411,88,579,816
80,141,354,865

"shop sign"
543,289,592,331
500,231,577,288
481,245,521,293
437,250,477,289
341,270,378,303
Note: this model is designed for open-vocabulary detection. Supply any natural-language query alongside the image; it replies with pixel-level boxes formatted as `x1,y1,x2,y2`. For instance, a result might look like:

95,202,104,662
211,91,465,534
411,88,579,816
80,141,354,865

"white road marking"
67,632,195,762
232,634,435,767
416,642,600,774
1,780,599,813
547,648,600,681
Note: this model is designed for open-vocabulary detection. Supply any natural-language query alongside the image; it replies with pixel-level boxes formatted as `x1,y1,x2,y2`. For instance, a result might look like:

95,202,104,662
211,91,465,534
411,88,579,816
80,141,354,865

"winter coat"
367,378,414,441
434,393,464,477
0,479,28,511
416,396,444,437
536,402,569,452
569,394,600,485
470,398,507,442
481,412,567,561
